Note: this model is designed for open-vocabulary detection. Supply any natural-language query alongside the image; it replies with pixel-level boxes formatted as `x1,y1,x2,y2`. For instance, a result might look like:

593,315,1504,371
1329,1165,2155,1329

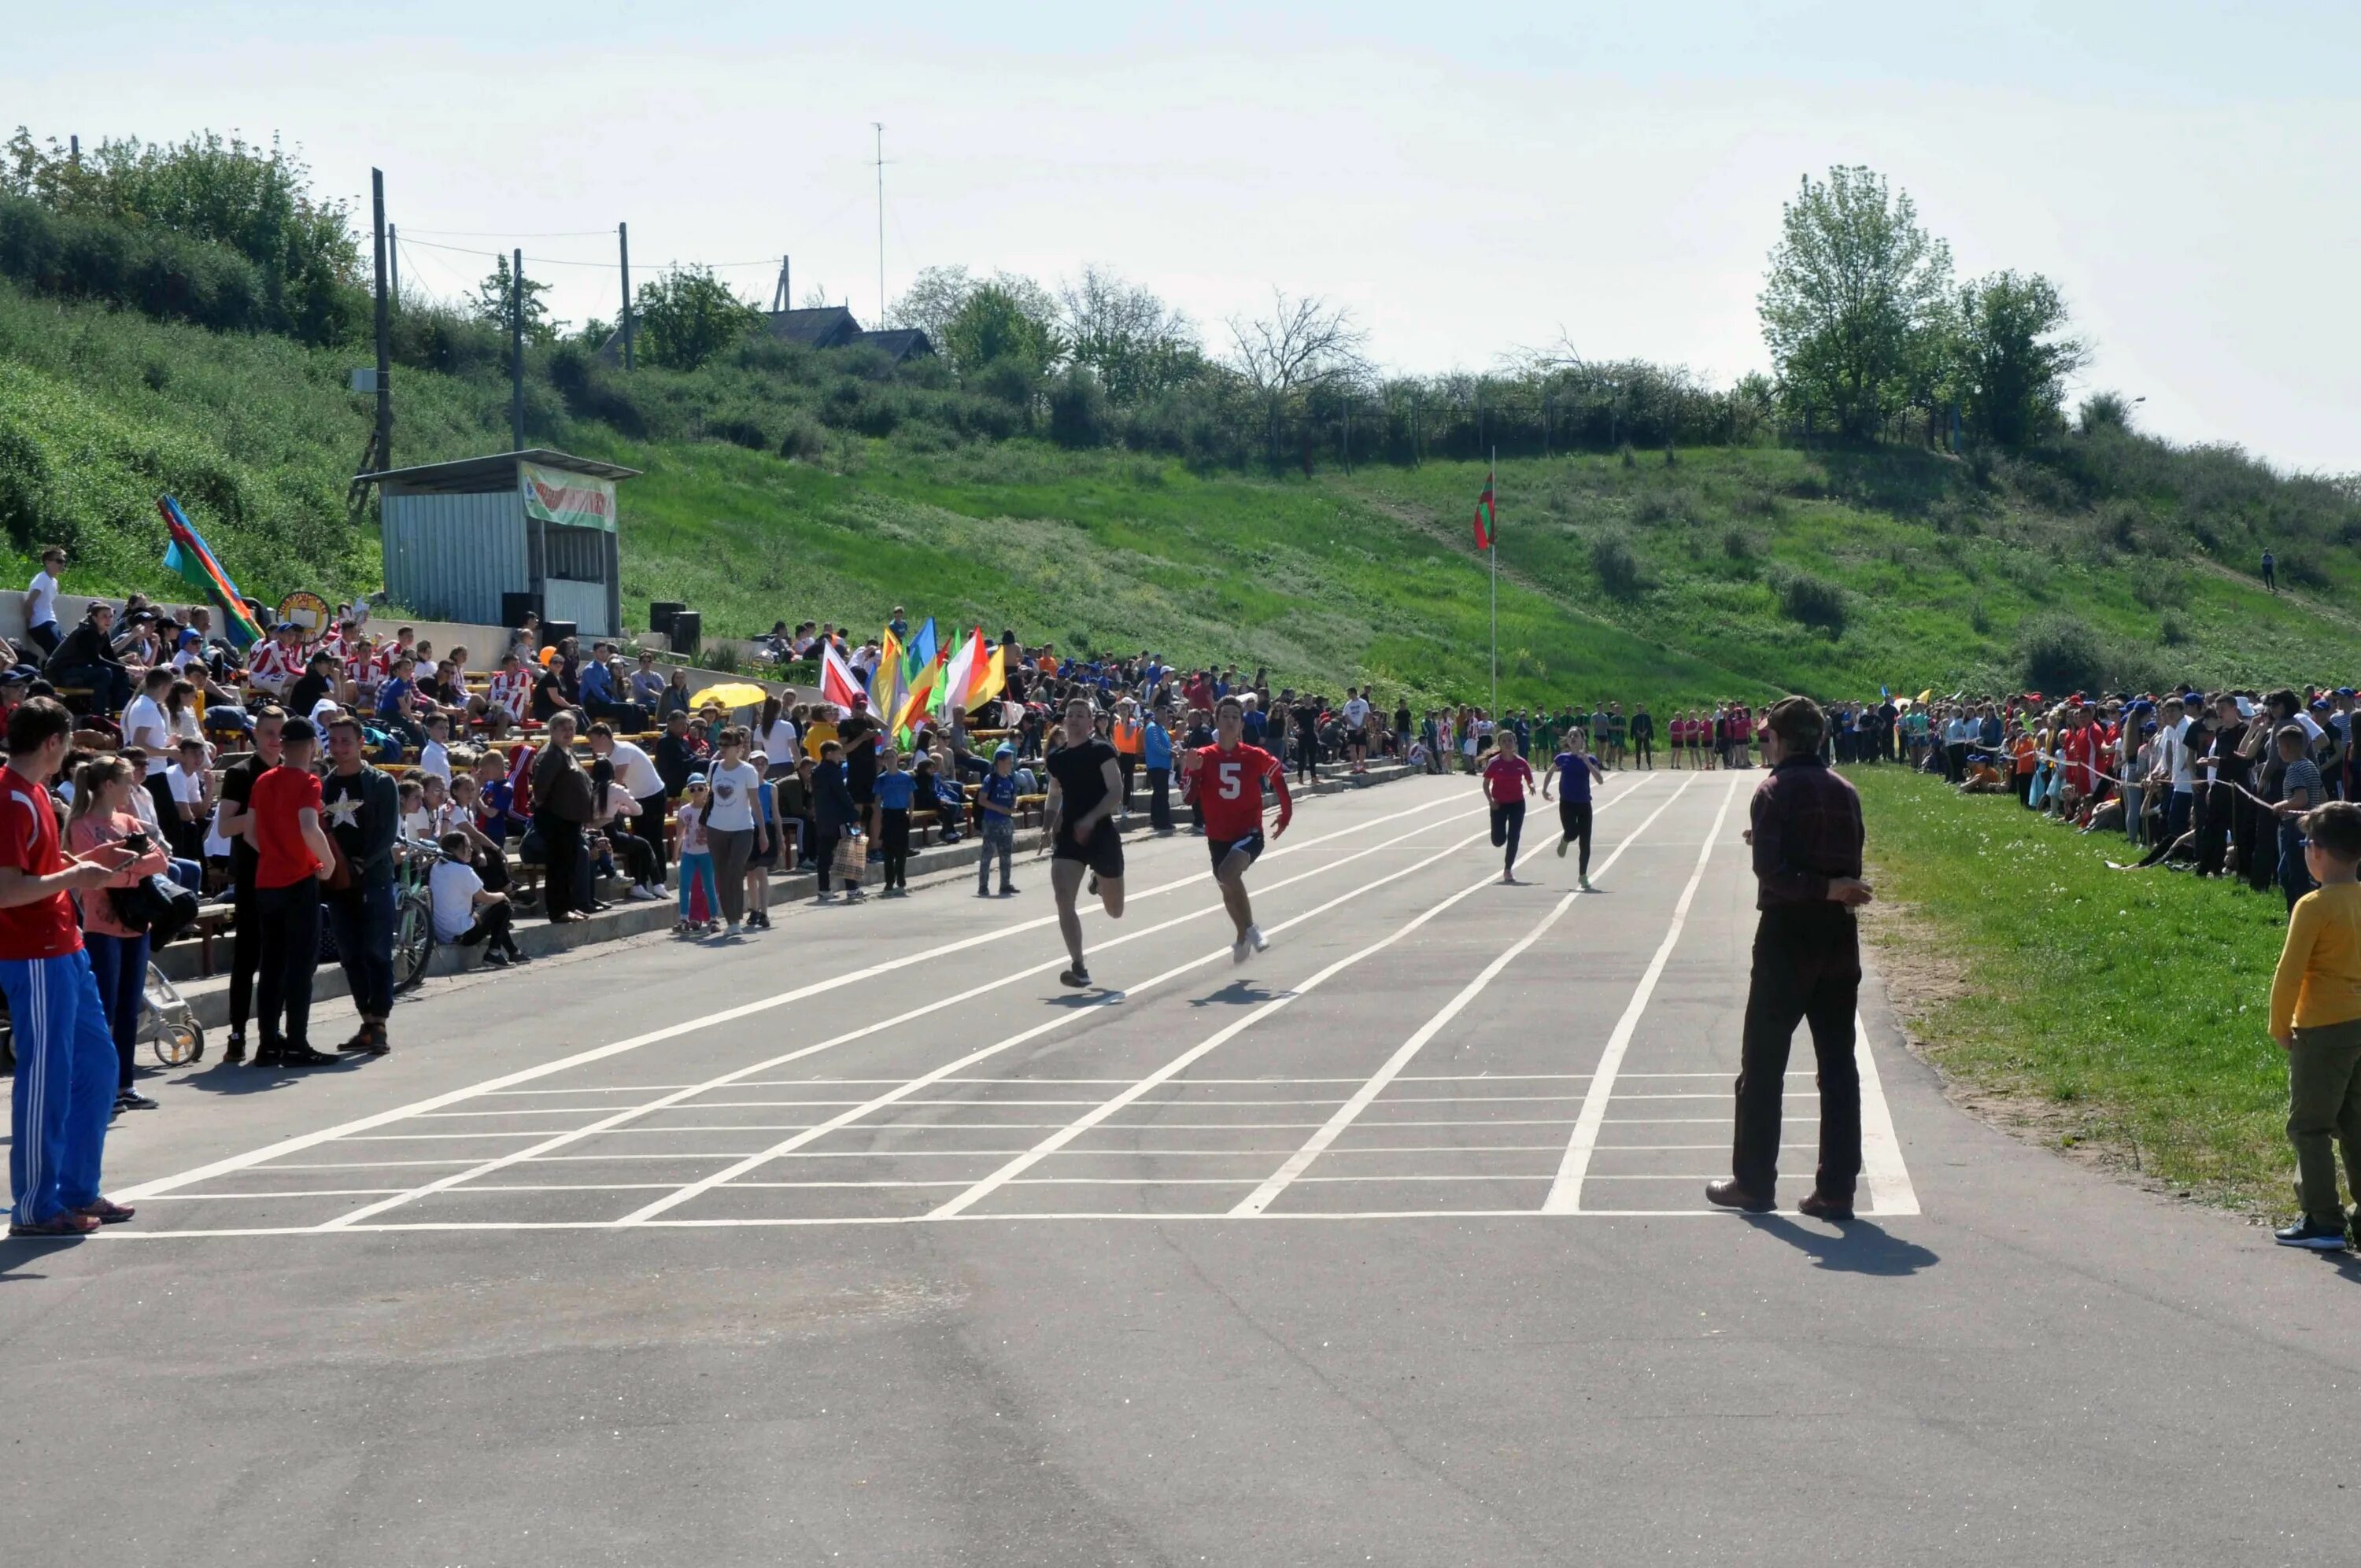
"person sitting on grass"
428,830,523,968
2266,799,2361,1251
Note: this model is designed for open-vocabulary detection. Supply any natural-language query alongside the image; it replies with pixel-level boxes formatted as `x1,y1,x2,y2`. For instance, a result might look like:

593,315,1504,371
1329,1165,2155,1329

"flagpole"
1488,445,1498,722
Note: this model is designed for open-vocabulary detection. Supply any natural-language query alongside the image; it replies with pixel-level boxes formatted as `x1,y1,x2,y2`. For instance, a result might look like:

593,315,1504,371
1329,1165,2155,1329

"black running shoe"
1059,967,1091,989
2274,1217,2351,1250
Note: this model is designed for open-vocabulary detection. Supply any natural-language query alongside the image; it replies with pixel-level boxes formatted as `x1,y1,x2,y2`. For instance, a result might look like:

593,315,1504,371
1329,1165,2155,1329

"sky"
14,1,2359,471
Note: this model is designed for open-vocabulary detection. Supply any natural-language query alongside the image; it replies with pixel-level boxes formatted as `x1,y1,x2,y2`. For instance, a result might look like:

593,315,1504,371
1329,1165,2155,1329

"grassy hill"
6,275,2359,709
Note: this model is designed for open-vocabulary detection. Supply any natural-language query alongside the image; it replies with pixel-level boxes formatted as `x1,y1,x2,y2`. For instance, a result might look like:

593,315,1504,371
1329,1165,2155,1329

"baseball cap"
687,772,708,787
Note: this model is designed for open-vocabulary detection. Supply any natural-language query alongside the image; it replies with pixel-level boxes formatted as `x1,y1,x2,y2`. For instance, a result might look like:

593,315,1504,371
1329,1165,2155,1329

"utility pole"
387,223,400,312
370,168,393,474
872,121,886,324
509,247,526,453
618,222,634,371
770,254,792,312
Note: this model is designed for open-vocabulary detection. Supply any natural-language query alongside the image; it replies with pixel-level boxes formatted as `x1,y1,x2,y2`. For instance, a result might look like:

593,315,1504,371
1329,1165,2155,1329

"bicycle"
393,836,451,994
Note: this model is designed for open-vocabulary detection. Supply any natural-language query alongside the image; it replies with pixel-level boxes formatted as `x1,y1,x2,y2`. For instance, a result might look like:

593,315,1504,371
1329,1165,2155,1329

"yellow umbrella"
690,681,770,711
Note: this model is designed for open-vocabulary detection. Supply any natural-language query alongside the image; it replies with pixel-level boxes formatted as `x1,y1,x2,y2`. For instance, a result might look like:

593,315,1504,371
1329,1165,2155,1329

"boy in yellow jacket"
2267,799,2361,1249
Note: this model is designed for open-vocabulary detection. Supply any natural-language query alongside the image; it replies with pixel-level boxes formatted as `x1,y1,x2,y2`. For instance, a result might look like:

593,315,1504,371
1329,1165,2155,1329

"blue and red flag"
157,496,264,648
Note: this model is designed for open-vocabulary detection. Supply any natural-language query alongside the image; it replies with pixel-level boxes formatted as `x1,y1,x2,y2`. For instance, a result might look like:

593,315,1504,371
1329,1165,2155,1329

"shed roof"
858,327,935,363
356,448,642,495
766,307,865,349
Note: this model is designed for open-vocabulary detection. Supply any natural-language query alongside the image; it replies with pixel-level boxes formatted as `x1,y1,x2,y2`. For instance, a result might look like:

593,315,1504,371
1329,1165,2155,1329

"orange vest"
1113,718,1144,756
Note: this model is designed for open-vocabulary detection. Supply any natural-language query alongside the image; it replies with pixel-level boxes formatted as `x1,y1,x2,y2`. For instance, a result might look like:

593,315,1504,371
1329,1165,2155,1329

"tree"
941,280,1065,382
1953,271,2086,449
471,253,561,345
3,125,361,344
1759,166,1953,440
1059,264,1201,403
888,264,975,343
632,264,763,371
1227,290,1369,460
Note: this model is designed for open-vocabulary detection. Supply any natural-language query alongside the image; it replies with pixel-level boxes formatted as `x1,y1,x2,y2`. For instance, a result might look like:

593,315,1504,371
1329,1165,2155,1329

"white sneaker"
627,884,660,902
725,921,741,938
1232,935,1250,965
1579,876,1594,891
1247,924,1267,953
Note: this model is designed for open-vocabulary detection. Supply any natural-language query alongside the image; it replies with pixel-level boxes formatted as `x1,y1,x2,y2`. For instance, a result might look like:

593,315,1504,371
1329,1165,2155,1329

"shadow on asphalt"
1745,1214,1941,1275
1,1236,72,1278
169,1059,365,1097
1188,981,1290,1007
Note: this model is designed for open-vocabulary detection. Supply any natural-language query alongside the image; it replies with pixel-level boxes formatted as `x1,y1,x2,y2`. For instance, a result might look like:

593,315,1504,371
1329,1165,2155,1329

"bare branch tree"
1225,289,1369,401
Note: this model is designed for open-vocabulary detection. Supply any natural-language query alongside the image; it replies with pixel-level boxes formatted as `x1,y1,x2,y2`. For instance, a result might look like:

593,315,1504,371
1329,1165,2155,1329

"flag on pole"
903,618,938,681
870,627,907,726
157,496,264,648
940,626,984,716
819,638,865,714
1472,470,1495,551
896,642,951,738
968,643,1007,711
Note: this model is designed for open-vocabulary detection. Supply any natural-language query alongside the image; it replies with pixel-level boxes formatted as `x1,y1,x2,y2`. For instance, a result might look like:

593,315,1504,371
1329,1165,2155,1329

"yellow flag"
969,644,1007,709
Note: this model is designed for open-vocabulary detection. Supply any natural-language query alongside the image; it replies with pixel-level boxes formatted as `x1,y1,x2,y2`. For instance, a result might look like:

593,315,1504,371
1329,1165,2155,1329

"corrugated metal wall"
382,489,527,625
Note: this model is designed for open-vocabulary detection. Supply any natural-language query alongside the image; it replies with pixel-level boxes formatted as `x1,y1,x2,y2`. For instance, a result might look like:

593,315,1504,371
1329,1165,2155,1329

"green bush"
1779,570,1848,634
1591,533,1646,597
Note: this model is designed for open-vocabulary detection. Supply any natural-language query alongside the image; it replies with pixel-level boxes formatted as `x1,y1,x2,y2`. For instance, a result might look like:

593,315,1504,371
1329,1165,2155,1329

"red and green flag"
1472,470,1495,551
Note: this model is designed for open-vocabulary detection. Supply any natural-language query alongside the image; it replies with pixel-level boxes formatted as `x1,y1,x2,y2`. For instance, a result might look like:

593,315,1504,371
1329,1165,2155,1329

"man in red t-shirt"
244,716,337,1066
1180,695,1292,964
1480,730,1537,884
2,697,142,1236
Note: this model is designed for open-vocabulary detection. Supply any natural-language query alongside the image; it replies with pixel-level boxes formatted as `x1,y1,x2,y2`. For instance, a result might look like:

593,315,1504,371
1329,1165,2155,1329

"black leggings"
880,807,911,889
1557,799,1594,875
1489,799,1525,869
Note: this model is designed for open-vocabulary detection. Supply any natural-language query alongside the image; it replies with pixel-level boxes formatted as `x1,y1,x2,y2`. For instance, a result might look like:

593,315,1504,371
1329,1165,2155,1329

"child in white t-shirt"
428,832,522,965
418,713,453,784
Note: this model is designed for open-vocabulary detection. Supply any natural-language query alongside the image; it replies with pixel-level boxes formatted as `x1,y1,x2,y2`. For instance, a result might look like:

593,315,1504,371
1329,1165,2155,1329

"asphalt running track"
5,772,2358,1566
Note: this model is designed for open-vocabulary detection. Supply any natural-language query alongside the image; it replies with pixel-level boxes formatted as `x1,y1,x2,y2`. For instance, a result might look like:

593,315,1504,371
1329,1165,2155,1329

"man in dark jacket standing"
1709,696,1871,1223
321,714,402,1056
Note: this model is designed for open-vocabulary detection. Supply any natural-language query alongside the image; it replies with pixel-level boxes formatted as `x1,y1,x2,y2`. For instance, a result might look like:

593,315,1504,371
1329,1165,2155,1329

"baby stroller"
0,959,202,1072
142,961,205,1067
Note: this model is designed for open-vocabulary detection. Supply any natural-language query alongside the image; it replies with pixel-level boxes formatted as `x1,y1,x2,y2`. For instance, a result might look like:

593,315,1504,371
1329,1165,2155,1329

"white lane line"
351,789,1547,1232
1231,775,1698,1215
923,780,1668,1222
1855,1010,1919,1216
120,788,1483,1204
1543,776,1742,1214
614,829,1528,1221
92,1207,1826,1238
608,780,1661,1226
117,787,1472,1203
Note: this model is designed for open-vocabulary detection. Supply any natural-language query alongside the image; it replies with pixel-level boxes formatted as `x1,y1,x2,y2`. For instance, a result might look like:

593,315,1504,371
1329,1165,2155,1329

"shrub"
1721,526,1753,560
1969,599,1992,634
1047,366,1110,448
694,640,741,673
1779,571,1848,634
2160,613,2190,647
777,418,826,462
2015,611,2112,693
1591,533,1646,597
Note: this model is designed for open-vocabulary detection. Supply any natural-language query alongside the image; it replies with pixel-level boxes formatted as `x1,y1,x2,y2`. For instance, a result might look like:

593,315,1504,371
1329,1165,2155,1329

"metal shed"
360,448,641,636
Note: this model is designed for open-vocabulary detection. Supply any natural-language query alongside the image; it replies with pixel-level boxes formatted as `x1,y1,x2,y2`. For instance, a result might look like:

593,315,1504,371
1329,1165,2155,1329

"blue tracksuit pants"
6,950,119,1227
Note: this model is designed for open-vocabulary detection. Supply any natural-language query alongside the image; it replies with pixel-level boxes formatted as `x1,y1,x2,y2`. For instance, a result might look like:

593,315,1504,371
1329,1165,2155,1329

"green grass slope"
6,278,2359,710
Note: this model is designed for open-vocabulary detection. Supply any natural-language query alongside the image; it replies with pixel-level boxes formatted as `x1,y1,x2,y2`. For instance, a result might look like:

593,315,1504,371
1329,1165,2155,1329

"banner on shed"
519,461,617,532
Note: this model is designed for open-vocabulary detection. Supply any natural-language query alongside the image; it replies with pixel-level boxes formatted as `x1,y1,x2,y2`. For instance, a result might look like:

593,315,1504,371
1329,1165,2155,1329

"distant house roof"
766,308,864,350
593,308,933,365
355,448,641,495
857,327,935,364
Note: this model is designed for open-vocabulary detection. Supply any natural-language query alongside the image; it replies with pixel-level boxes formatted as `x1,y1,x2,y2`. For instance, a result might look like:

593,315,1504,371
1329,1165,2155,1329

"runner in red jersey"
1180,695,1293,964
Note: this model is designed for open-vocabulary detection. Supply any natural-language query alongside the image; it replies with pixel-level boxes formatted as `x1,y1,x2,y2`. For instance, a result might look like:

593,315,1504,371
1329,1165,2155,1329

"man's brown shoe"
1798,1191,1855,1223
1705,1179,1775,1213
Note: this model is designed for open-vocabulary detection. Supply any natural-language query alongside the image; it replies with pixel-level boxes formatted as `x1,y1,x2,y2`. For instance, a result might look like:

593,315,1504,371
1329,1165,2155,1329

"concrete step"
159,762,1418,1034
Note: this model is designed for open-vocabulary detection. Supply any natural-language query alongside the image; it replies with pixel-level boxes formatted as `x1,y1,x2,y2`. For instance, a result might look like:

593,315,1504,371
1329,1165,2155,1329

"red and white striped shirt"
486,669,532,721
246,636,304,694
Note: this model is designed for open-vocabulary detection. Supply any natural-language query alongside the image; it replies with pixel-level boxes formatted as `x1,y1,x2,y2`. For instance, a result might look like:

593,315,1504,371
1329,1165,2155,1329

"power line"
401,227,616,238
